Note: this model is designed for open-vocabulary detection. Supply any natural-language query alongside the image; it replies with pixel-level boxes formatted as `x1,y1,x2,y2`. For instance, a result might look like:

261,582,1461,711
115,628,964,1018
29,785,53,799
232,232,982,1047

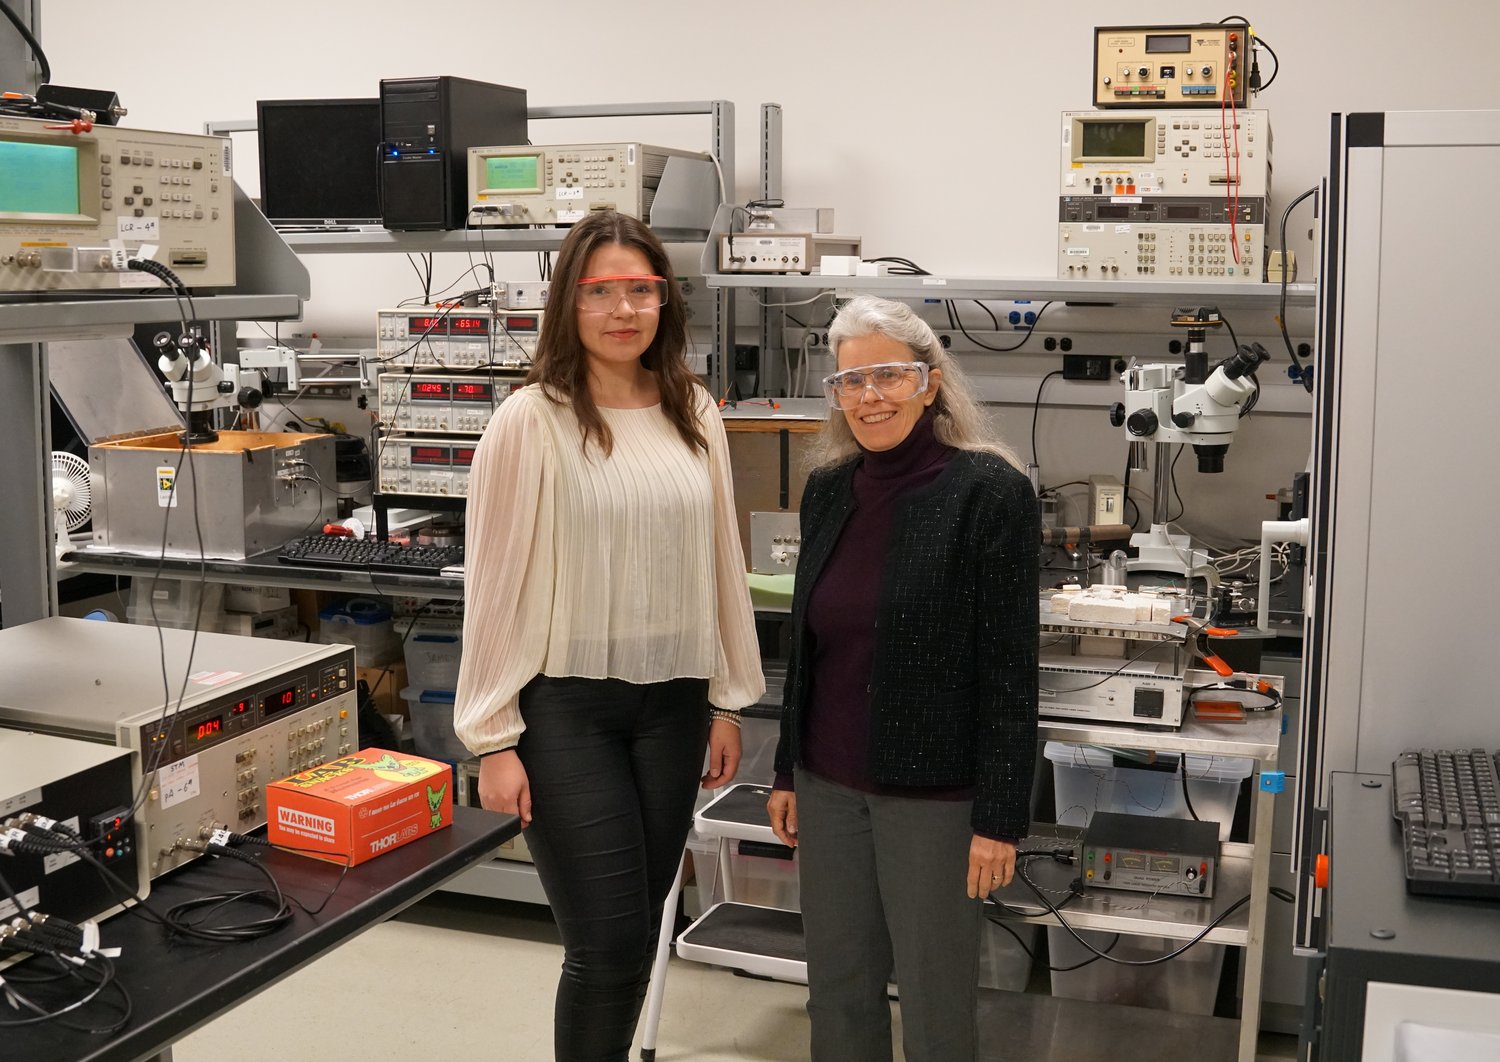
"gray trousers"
795,768,982,1062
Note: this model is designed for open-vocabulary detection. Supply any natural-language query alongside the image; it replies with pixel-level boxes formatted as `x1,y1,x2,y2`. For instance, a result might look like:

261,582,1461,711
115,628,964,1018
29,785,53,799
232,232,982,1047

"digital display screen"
408,316,447,336
263,684,299,716
411,446,451,466
454,447,476,467
411,381,450,399
503,315,539,332
1167,204,1201,220
1098,205,1131,220
450,316,489,335
1080,121,1148,159
0,140,81,215
188,713,224,746
485,155,541,192
453,381,493,402
1146,33,1193,53
231,699,251,716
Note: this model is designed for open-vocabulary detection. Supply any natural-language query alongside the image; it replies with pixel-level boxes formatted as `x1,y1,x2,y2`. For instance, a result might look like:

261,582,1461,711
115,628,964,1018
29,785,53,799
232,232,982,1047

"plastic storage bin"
318,598,400,667
1047,928,1224,1014
403,618,462,691
402,687,469,763
127,577,224,630
1043,741,1255,1015
1044,741,1254,842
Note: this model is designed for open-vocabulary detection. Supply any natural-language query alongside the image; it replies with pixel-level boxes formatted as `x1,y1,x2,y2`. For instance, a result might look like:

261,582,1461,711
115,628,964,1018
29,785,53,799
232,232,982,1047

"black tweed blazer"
773,448,1040,839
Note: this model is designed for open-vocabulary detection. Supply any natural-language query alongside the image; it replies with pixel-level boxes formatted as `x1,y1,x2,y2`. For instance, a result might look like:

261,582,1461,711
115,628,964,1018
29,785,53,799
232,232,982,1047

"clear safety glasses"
575,274,669,314
822,360,930,410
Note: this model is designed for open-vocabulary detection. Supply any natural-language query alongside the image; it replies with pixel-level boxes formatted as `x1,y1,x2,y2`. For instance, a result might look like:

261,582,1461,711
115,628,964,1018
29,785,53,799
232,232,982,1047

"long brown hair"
526,211,706,456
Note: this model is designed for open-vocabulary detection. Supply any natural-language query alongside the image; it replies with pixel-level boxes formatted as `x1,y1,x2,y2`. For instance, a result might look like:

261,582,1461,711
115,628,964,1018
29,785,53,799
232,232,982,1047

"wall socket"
1063,354,1113,381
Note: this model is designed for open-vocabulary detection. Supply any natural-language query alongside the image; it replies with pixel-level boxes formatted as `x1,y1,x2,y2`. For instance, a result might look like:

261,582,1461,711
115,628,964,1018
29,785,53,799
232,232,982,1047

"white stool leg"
640,853,686,1062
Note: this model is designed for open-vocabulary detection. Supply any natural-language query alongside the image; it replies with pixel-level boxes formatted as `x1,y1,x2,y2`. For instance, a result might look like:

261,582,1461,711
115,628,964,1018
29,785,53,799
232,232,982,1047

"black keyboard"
276,534,463,575
1392,748,1500,899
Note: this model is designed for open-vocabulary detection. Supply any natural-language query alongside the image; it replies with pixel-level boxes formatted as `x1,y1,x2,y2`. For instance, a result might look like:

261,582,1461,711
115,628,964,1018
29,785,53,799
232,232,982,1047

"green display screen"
485,155,540,192
1081,121,1147,159
0,140,81,214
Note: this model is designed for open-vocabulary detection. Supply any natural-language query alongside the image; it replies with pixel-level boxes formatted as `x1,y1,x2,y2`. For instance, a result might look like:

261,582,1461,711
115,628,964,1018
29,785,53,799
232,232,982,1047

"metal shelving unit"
666,690,1281,1062
0,183,307,626
708,269,1317,311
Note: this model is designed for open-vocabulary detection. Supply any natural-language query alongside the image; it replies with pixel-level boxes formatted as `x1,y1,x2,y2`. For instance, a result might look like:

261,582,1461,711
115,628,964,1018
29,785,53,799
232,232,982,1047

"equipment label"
0,886,40,919
1110,196,1143,205
156,466,179,507
0,786,42,817
158,756,201,810
1083,224,1104,232
42,815,83,874
188,670,245,687
118,216,160,241
1115,225,1133,234
556,209,585,223
1066,247,1091,256
555,187,583,200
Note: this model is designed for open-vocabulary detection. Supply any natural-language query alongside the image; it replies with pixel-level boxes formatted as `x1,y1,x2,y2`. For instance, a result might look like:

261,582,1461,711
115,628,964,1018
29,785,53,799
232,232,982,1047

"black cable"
1018,861,1251,966
0,0,50,84
1277,187,1318,393
1031,369,1063,468
1168,445,1186,522
1256,37,1280,90
950,300,1056,353
1180,755,1202,822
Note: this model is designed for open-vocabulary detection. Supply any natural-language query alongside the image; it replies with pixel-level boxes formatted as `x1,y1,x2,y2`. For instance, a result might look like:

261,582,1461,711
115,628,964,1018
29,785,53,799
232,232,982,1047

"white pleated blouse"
452,383,765,755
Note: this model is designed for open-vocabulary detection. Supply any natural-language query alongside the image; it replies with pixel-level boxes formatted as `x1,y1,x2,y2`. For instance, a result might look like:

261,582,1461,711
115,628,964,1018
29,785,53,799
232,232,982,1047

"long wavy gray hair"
809,295,1023,471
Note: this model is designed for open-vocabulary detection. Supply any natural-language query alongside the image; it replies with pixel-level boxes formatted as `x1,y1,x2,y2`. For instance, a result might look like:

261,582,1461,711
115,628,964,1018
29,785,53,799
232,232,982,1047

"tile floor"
175,892,1302,1062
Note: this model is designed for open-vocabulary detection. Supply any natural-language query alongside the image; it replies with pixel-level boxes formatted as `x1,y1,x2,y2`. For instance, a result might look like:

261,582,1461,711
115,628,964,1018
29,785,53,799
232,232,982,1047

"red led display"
411,446,450,466
450,317,489,335
412,381,450,399
263,684,299,716
408,316,446,335
504,316,538,331
453,381,493,401
194,718,222,743
231,699,250,715
454,447,476,466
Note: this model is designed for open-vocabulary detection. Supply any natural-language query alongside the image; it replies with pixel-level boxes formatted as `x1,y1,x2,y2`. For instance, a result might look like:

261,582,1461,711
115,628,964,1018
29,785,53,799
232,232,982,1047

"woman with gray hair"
767,295,1039,1061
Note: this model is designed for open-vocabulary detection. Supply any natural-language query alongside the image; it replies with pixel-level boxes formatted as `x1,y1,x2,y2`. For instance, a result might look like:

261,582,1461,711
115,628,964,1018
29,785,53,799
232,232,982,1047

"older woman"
767,295,1039,1062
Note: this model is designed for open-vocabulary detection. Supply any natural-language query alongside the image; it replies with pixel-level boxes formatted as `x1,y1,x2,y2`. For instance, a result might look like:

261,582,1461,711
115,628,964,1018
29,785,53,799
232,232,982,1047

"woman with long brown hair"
453,210,763,1060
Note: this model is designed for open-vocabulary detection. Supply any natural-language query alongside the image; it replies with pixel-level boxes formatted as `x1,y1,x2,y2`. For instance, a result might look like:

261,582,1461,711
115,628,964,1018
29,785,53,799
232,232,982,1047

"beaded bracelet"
709,707,742,728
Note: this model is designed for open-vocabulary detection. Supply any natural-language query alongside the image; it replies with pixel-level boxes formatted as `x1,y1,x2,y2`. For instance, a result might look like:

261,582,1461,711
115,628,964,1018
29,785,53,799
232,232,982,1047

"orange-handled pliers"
1171,614,1239,677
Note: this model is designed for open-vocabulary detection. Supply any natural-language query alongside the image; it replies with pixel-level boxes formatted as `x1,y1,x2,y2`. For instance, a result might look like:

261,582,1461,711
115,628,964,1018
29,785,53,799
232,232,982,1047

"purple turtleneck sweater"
774,410,975,804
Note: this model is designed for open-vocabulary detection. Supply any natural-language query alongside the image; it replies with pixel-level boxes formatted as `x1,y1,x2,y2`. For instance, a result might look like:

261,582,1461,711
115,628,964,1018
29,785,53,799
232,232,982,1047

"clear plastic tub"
1047,927,1224,1015
1044,741,1253,842
318,598,400,667
127,577,224,630
402,618,462,691
401,687,469,763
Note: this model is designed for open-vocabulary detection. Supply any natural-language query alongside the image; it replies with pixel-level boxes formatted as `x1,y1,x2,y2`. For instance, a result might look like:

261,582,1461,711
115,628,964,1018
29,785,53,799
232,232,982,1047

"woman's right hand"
478,749,532,827
767,790,798,848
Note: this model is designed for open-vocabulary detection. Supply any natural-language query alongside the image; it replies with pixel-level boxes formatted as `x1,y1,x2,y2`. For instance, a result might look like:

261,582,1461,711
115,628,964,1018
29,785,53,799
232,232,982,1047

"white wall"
37,0,1500,543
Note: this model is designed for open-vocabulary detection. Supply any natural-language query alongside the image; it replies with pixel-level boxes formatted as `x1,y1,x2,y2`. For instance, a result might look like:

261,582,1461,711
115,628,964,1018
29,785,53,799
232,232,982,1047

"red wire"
1222,68,1242,265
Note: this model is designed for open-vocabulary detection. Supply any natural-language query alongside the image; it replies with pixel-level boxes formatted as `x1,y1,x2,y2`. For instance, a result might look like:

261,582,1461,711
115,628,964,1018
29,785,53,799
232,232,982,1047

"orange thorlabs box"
266,748,452,865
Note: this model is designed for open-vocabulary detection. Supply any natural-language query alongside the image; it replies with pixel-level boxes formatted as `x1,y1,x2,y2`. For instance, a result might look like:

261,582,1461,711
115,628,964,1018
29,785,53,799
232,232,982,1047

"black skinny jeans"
516,675,711,1062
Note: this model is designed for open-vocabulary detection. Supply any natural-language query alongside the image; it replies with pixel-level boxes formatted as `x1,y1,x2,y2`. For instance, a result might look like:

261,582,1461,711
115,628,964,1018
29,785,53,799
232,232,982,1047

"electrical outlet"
1063,355,1112,381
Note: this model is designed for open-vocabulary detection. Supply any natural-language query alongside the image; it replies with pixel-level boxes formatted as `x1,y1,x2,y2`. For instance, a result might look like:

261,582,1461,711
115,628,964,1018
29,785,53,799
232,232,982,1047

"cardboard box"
266,747,452,865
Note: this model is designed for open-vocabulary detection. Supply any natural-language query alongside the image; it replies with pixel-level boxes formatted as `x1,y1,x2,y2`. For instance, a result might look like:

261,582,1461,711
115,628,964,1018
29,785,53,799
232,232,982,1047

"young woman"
453,211,763,1061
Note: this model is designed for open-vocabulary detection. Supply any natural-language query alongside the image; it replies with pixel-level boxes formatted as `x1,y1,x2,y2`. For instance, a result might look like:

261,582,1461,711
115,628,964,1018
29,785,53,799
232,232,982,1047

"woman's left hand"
967,835,1018,899
701,718,742,789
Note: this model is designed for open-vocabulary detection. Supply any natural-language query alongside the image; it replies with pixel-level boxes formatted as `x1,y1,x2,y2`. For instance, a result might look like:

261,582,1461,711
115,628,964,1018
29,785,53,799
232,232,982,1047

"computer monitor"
256,98,381,226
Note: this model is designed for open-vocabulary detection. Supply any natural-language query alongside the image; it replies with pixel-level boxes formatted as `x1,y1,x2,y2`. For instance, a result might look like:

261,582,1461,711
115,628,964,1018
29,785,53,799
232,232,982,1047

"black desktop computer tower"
379,76,528,231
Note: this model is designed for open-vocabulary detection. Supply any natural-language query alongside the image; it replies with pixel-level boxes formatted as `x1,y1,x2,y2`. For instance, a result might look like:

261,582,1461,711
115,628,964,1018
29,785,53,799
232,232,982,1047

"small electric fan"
50,451,93,558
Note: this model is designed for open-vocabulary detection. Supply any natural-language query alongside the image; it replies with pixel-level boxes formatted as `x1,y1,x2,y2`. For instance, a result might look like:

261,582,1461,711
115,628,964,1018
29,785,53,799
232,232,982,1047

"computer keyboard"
1392,748,1500,899
276,534,464,575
